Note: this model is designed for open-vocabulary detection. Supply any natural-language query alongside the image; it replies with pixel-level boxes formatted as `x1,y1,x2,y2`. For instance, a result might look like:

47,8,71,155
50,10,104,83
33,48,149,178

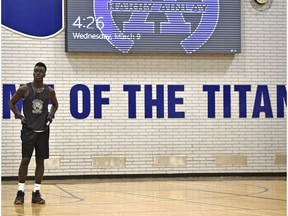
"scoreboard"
66,0,241,54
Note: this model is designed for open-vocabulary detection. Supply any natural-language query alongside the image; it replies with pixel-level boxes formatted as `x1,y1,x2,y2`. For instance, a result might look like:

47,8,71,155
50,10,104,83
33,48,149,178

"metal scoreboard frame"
65,0,241,54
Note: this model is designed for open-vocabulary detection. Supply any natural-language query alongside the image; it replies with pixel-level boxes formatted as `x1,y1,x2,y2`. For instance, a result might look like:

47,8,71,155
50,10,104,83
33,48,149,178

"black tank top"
23,82,49,130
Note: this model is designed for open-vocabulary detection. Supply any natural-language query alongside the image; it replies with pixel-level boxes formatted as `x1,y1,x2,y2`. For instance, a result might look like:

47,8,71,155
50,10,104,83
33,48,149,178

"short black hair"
35,62,47,72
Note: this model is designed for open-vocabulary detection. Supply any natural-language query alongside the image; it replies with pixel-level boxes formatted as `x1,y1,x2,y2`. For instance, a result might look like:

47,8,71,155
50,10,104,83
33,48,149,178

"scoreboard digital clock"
66,0,241,54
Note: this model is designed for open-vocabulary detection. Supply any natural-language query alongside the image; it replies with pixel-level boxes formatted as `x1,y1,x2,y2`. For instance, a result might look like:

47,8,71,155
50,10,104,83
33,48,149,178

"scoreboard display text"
66,0,241,53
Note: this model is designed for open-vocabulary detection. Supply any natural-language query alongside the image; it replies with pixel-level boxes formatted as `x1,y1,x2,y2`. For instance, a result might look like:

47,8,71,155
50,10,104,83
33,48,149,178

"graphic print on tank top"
32,99,44,114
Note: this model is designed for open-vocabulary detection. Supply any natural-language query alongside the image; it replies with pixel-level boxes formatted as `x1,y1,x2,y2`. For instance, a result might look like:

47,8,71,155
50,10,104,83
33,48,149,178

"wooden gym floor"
1,176,286,216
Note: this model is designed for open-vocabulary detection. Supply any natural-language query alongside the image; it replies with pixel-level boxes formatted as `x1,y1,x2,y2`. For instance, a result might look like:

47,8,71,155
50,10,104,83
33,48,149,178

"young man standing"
9,62,58,204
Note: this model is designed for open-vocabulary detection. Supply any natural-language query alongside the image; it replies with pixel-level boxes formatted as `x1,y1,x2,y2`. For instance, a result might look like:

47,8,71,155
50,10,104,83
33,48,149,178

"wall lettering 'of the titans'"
2,84,286,119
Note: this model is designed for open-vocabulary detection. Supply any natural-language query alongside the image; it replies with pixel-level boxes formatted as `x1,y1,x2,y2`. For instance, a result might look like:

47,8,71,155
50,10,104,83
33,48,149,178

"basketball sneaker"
31,190,45,204
14,190,25,205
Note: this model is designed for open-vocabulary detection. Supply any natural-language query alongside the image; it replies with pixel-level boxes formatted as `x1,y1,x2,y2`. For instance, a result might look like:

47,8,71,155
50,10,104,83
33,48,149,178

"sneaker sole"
14,201,24,205
31,200,45,204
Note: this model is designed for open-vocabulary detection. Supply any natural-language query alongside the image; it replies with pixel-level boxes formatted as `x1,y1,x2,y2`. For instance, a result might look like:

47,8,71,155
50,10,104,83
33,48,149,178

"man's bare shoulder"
10,84,29,100
17,84,29,93
48,86,55,93
48,86,57,99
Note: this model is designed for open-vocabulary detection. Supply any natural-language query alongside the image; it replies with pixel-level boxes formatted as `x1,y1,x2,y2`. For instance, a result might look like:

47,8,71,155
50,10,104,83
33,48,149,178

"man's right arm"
8,85,28,124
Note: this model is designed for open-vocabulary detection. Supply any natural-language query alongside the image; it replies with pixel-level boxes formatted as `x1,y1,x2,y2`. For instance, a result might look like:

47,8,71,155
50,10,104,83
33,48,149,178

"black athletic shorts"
21,125,50,159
